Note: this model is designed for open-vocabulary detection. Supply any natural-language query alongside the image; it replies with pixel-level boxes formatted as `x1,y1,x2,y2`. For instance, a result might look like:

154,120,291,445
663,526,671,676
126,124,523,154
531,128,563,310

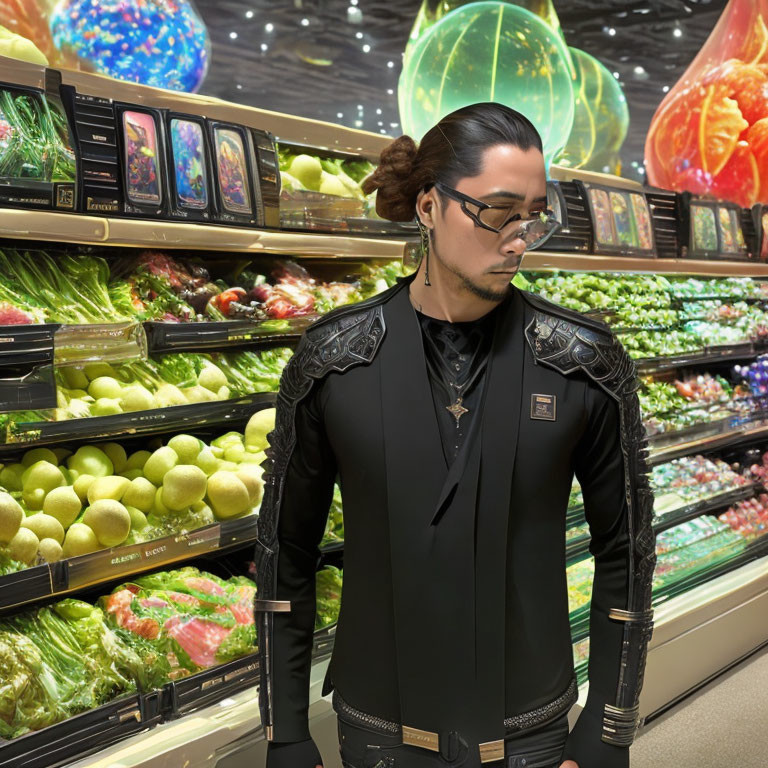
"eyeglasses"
429,181,561,250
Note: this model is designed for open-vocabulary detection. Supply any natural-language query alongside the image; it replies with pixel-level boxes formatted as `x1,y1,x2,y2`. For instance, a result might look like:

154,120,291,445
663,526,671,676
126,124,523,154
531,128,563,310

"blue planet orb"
49,0,210,93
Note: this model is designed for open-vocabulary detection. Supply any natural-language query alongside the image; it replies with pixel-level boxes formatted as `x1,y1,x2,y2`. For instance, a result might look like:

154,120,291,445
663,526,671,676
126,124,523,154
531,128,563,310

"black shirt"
415,306,498,465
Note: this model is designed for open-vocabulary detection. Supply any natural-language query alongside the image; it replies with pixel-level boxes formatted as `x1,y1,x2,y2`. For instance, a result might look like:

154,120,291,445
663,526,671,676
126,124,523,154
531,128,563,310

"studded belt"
332,674,578,764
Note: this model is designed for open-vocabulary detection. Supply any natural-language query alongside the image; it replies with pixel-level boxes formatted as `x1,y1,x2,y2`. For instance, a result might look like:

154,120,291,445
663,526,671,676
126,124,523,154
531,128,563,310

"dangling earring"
419,221,431,286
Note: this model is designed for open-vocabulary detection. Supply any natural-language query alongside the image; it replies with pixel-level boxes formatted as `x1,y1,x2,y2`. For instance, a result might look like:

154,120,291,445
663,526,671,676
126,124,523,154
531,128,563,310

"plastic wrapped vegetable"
0,250,131,324
101,568,257,682
0,601,140,739
109,251,218,322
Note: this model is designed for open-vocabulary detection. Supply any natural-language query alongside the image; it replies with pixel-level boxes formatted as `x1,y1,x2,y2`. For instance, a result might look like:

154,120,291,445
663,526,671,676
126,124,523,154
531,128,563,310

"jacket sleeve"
255,372,338,744
561,376,657,768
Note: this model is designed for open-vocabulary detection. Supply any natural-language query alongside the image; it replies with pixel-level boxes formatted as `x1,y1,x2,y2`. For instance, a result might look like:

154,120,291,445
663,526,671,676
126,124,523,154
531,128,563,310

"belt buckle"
478,739,505,763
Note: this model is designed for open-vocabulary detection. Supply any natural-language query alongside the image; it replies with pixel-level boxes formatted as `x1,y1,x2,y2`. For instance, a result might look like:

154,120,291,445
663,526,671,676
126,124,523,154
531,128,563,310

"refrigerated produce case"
0,55,766,768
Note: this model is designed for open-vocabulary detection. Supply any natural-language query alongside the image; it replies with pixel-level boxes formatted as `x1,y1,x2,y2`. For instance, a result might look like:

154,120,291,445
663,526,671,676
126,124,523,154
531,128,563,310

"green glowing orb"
398,1,574,164
555,47,629,174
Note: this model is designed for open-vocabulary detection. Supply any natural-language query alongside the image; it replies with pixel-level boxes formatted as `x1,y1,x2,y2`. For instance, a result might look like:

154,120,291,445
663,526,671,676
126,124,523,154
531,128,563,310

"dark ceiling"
193,0,728,181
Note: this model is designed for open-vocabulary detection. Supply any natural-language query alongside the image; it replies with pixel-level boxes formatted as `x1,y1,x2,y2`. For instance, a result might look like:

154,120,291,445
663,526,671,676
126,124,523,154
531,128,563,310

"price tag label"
174,524,220,552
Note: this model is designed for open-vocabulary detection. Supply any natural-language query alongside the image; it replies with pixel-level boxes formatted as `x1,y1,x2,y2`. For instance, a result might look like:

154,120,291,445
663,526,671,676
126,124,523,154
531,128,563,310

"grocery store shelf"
570,554,768,726
0,516,259,614
60,636,336,768
654,483,763,534
648,418,768,466
0,393,276,453
524,251,768,276
565,483,761,565
638,551,768,722
145,319,307,354
569,535,768,645
636,342,766,373
0,207,412,259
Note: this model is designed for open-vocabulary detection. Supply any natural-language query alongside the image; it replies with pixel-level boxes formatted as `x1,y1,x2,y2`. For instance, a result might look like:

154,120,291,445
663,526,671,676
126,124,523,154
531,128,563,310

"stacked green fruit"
50,350,292,424
526,272,673,318
0,409,275,567
277,146,375,200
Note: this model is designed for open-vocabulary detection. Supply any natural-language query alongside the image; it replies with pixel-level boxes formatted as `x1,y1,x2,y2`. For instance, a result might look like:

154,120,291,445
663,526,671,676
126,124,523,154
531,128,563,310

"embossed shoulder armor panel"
520,290,636,398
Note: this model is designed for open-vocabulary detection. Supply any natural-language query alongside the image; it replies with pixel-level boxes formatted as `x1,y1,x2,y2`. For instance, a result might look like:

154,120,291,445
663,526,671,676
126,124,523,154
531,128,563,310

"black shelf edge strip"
1,392,276,453
0,516,260,616
648,418,768,466
637,341,767,373
144,319,309,354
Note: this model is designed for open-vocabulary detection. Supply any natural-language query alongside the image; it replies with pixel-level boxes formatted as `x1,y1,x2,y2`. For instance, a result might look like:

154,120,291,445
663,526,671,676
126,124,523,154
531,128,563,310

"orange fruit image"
708,141,760,207
747,118,768,201
699,85,749,177
645,1,768,208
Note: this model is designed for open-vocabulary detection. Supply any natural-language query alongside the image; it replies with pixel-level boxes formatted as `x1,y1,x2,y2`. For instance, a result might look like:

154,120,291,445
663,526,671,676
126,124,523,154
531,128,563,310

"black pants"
337,709,570,768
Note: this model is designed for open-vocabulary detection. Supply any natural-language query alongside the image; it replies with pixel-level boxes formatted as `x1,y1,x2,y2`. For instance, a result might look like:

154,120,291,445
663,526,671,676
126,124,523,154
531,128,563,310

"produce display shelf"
565,482,763,564
0,516,259,614
0,393,276,454
670,295,768,304
144,319,308,355
54,321,146,366
319,540,344,555
636,341,767,373
0,692,153,768
0,208,412,259
524,251,768,277
653,483,763,534
646,412,757,453
652,534,768,606
569,534,768,647
648,418,768,466
162,653,260,720
0,323,59,412
0,620,337,768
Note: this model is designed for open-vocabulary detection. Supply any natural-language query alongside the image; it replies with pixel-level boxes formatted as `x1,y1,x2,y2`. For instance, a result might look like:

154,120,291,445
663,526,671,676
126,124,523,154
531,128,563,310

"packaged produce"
109,251,406,323
653,517,746,591
0,599,143,739
101,567,257,684
0,249,131,324
718,494,768,541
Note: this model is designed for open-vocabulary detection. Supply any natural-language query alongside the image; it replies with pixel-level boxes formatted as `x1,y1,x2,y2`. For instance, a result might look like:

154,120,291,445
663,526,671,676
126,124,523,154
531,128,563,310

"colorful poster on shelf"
718,207,737,252
122,111,162,205
589,188,615,245
630,193,653,250
762,212,768,261
170,119,208,210
692,205,717,252
214,127,251,215
610,191,638,247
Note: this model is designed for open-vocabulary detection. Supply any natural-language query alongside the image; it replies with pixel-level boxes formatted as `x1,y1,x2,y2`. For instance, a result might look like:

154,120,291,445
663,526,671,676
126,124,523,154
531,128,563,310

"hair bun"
362,135,419,222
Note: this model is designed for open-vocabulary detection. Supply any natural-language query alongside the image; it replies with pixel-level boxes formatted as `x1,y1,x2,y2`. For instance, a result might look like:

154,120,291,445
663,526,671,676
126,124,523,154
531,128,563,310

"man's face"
420,143,547,301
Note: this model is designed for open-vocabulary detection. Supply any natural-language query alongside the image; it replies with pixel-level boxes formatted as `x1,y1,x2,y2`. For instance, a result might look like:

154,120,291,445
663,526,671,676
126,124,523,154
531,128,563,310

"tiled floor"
631,644,768,768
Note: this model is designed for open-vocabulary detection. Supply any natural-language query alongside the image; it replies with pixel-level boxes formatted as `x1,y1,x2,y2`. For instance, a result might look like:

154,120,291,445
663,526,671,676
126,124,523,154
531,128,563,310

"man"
255,103,656,768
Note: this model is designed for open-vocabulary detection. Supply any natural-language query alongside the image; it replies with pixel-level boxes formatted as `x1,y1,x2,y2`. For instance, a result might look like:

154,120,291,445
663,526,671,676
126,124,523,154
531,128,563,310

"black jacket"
255,272,656,767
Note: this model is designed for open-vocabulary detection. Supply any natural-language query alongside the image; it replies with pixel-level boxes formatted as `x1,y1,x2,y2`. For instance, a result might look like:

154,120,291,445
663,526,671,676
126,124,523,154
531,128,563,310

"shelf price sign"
67,523,222,590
